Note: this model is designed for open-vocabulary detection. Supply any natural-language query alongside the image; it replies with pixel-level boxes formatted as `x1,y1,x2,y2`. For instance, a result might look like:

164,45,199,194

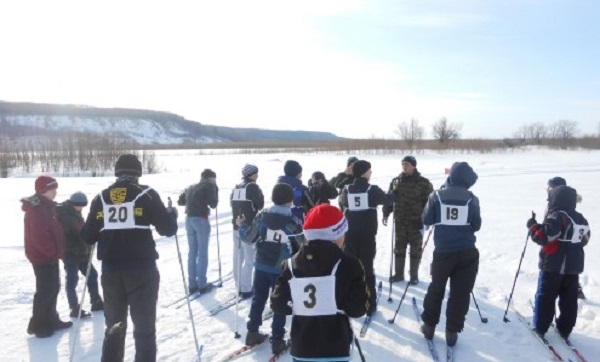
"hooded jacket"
529,185,590,274
21,194,65,265
422,162,481,252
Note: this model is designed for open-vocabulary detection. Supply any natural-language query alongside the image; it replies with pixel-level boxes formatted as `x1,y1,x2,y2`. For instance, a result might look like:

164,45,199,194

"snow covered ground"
1,148,598,361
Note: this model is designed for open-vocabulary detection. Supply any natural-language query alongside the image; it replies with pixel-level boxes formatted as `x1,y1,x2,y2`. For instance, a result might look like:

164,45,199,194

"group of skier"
21,152,591,362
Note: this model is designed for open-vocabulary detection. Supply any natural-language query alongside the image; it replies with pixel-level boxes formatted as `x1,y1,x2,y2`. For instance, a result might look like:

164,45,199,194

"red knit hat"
303,204,348,241
35,176,58,194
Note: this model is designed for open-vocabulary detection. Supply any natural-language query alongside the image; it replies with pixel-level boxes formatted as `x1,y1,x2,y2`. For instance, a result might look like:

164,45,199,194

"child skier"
527,185,590,340
270,204,369,362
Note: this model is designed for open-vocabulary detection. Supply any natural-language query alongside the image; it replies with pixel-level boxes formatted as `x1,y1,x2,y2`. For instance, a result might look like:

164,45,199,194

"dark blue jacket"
529,185,590,274
276,175,313,221
239,205,305,274
422,162,481,253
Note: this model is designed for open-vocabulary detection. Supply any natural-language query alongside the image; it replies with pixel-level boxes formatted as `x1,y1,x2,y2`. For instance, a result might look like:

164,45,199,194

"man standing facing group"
383,155,433,285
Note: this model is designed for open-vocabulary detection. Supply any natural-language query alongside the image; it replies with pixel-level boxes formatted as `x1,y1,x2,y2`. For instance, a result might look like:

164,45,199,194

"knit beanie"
303,204,348,241
352,160,371,178
35,176,58,194
69,192,88,207
284,160,302,177
402,155,417,167
347,156,359,167
242,164,259,178
548,176,566,188
272,183,294,205
115,154,142,177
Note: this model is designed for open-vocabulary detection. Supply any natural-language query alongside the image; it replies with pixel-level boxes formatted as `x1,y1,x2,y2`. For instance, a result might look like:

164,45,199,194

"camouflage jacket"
382,170,433,228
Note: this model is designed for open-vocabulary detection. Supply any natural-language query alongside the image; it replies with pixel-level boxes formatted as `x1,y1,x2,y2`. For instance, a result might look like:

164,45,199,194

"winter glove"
167,206,178,221
382,216,388,226
526,211,537,229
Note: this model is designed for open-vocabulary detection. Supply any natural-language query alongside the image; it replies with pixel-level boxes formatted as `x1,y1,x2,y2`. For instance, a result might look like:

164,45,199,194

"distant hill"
0,101,341,145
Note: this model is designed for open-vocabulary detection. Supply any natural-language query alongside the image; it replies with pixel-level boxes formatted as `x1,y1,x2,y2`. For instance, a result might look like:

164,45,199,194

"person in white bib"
270,204,369,362
420,161,481,348
81,154,178,362
231,163,264,299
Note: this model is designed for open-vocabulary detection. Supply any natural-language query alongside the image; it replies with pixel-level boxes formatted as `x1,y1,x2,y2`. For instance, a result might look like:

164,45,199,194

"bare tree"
431,117,462,143
549,119,578,146
395,118,424,149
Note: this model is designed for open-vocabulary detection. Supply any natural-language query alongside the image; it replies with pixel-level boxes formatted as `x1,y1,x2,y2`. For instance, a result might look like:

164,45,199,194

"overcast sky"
1,0,599,139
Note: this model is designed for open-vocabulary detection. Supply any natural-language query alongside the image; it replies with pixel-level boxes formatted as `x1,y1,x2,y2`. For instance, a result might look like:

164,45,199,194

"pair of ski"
220,335,291,362
359,281,383,337
411,297,452,362
512,306,587,362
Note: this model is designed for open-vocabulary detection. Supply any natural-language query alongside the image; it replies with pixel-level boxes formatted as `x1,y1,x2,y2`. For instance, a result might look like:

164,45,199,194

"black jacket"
270,240,368,359
81,179,177,271
529,185,590,274
230,179,264,230
339,177,390,237
182,178,219,218
57,201,90,262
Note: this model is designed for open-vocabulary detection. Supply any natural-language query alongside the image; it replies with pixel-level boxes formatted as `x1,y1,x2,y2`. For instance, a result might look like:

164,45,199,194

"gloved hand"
167,206,178,221
382,216,388,226
526,211,537,229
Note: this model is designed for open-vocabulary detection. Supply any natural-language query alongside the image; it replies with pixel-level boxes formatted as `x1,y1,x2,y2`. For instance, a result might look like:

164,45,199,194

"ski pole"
354,335,366,362
69,244,96,362
215,206,223,287
503,212,534,323
387,204,396,303
387,281,410,324
471,291,488,323
387,226,434,324
169,197,202,359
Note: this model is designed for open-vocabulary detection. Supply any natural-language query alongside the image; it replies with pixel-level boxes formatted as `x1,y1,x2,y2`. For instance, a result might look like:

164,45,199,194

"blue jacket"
240,205,305,274
422,162,481,253
276,175,313,221
529,185,590,274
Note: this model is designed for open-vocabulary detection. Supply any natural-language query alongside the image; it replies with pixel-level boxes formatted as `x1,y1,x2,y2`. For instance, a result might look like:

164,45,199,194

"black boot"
409,257,421,285
91,298,104,311
271,338,288,355
394,254,405,283
245,331,268,346
70,305,92,318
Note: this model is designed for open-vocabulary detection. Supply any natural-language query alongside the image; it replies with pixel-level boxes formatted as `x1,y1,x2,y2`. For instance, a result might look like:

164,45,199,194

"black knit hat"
272,183,294,205
402,155,417,167
201,169,217,179
115,154,142,177
312,171,326,181
352,160,371,178
284,160,302,177
548,176,566,188
347,156,359,167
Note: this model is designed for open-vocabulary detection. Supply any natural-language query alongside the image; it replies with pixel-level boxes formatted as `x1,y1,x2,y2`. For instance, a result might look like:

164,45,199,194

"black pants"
533,271,579,335
29,263,60,333
344,234,377,309
101,267,160,362
422,248,479,333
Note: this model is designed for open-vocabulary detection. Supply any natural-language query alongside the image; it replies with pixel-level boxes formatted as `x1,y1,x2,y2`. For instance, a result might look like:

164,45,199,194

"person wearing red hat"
270,204,368,361
22,176,73,338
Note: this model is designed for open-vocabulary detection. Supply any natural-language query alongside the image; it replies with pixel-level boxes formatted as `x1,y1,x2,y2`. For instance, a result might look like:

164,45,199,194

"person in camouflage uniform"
383,155,433,285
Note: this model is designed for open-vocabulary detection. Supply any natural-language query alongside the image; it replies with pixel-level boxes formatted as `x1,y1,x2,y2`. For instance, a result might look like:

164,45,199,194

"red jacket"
22,194,65,265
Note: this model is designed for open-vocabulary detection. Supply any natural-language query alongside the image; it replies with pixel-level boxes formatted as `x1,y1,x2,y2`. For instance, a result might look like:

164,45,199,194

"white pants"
232,230,255,294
